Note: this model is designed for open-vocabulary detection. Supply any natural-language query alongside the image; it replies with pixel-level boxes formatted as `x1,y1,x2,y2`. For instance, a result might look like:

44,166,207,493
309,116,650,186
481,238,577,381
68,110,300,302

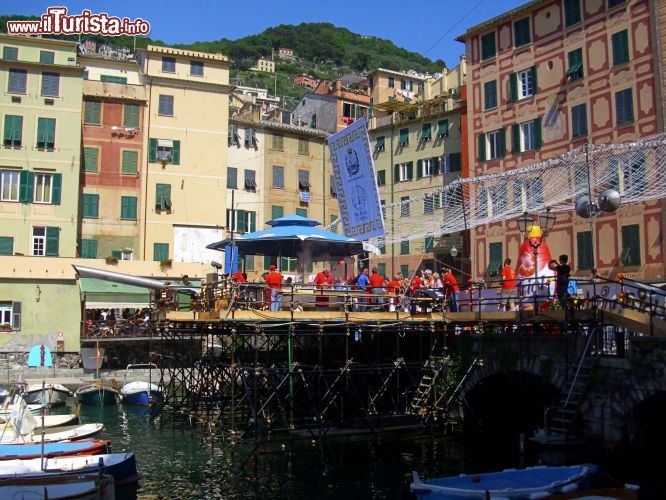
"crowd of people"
224,253,575,313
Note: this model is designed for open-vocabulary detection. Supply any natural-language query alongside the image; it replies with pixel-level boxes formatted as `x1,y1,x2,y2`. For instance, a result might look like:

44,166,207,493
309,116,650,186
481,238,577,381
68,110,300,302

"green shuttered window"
0,236,13,255
82,194,99,218
36,118,55,149
121,196,137,220
81,239,97,259
123,104,140,128
514,18,531,48
612,30,629,66
620,225,640,266
84,101,101,125
84,147,98,172
45,227,59,256
122,150,138,174
154,243,169,262
577,231,593,270
3,115,22,147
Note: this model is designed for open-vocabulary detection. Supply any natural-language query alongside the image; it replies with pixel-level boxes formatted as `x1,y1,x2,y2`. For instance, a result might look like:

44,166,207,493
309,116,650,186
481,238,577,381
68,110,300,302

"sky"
0,0,527,67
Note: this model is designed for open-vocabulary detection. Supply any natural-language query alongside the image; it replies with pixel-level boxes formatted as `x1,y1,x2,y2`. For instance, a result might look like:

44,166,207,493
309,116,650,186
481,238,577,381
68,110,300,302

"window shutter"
498,129,506,157
450,153,462,172
534,117,542,149
123,104,140,128
11,302,21,330
512,124,520,153
509,73,518,102
249,211,256,233
52,173,62,205
122,150,138,174
8,69,27,94
41,72,60,97
407,161,414,180
36,119,46,146
19,170,34,202
237,209,247,232
0,237,13,255
416,159,423,179
530,66,537,94
149,138,157,163
478,133,486,161
432,157,440,175
45,226,59,256
171,140,180,164
394,164,400,183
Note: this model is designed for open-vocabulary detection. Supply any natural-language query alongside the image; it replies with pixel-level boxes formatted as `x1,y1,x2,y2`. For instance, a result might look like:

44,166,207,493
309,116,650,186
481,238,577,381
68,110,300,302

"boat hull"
23,386,72,407
411,464,597,499
75,386,118,406
0,473,115,500
120,382,161,406
0,439,111,460
0,452,138,485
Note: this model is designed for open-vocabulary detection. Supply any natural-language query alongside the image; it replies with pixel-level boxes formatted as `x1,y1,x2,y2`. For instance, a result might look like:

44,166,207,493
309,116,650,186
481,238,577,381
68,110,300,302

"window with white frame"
32,226,46,256
122,250,133,260
399,162,409,181
440,155,450,173
518,69,533,99
33,173,52,204
157,140,174,162
1,170,20,201
521,121,535,152
423,158,433,177
0,301,11,326
487,131,501,160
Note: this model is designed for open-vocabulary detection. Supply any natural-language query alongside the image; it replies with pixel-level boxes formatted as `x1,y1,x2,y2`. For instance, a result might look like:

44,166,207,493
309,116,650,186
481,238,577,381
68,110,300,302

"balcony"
368,93,461,130
83,80,148,102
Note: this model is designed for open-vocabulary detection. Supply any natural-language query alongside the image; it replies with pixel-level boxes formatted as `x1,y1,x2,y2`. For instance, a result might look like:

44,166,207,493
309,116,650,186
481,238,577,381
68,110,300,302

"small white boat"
0,413,77,429
0,403,43,417
23,383,73,406
0,472,114,499
0,423,104,444
410,464,598,499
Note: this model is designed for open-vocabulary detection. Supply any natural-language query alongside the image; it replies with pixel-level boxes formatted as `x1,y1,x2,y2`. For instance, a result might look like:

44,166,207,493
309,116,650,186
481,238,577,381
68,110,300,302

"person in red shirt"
314,268,334,310
409,273,423,294
442,268,460,312
368,267,386,308
386,274,403,311
264,265,283,311
232,269,246,283
499,258,517,311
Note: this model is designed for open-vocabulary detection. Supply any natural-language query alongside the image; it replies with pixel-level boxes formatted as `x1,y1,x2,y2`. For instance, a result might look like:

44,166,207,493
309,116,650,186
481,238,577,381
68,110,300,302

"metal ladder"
545,329,598,436
408,355,449,417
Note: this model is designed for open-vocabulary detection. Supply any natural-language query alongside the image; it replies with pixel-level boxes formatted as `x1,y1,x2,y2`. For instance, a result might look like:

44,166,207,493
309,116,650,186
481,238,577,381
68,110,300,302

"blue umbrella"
206,215,367,258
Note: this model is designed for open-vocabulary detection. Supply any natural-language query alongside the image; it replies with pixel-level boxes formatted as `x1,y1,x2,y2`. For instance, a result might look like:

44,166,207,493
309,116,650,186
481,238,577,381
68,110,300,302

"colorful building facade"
457,0,663,280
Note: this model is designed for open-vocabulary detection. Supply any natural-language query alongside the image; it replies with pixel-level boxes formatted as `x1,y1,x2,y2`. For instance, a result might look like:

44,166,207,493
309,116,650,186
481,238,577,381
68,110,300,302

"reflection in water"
43,401,659,499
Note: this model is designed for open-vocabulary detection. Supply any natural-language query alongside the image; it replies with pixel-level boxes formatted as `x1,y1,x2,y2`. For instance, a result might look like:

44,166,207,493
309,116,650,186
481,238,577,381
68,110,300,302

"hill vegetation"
0,17,443,101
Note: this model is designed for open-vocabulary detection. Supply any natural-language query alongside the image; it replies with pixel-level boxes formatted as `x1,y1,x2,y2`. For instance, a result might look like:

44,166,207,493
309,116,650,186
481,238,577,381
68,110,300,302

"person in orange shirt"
314,268,334,310
442,268,460,312
499,258,517,311
264,265,283,311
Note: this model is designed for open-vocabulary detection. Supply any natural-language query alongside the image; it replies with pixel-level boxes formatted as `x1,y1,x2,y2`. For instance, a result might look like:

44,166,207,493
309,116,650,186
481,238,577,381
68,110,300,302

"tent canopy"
78,277,151,309
207,215,367,258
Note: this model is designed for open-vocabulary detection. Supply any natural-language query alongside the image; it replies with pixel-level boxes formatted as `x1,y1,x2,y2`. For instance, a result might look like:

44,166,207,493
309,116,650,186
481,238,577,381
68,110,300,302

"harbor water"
47,400,662,499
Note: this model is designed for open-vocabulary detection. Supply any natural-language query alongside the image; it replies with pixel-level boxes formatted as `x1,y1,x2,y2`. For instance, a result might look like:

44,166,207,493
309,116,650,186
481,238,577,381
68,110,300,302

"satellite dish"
575,196,597,219
598,189,621,213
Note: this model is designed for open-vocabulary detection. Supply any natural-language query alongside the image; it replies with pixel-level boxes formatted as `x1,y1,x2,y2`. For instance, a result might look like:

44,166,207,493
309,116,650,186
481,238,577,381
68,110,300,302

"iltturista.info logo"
6,7,151,36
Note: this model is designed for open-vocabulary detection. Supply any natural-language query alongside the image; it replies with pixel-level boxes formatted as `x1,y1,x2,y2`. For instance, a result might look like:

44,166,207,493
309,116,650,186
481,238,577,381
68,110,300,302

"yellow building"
0,35,83,258
254,58,275,73
136,45,232,265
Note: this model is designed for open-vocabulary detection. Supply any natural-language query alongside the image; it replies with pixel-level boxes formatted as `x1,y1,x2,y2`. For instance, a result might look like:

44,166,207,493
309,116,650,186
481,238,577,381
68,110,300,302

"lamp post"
517,208,557,290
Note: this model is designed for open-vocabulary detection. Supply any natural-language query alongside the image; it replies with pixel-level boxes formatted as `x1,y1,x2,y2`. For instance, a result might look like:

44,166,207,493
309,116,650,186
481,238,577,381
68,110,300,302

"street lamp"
517,208,557,286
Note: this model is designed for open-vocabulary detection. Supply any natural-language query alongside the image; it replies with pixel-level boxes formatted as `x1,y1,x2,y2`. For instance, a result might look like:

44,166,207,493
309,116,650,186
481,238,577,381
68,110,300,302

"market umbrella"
206,215,374,259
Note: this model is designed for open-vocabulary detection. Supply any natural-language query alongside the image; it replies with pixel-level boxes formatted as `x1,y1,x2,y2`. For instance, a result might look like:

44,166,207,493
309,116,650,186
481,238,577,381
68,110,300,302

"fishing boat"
0,472,115,499
75,384,119,406
0,452,138,485
0,423,104,444
410,464,598,499
0,439,111,460
120,363,162,406
23,383,73,406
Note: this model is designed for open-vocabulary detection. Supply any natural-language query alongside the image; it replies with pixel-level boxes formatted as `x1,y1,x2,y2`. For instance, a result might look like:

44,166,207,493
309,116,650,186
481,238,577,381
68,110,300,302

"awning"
79,277,151,309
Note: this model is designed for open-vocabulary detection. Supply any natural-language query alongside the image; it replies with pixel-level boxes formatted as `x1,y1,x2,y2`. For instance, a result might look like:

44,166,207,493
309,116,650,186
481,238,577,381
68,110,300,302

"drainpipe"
390,113,395,276
142,75,153,260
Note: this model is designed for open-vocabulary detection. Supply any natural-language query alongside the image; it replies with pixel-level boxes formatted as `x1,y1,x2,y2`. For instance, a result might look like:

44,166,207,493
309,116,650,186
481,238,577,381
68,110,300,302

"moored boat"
0,472,114,499
410,464,598,499
75,384,119,406
0,452,138,485
120,381,161,406
0,413,78,429
0,439,111,460
0,423,104,444
23,383,73,406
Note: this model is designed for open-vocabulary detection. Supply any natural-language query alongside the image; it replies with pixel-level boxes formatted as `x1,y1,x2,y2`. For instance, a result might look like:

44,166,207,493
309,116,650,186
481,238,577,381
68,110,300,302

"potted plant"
105,256,119,265
0,323,12,331
160,258,173,268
